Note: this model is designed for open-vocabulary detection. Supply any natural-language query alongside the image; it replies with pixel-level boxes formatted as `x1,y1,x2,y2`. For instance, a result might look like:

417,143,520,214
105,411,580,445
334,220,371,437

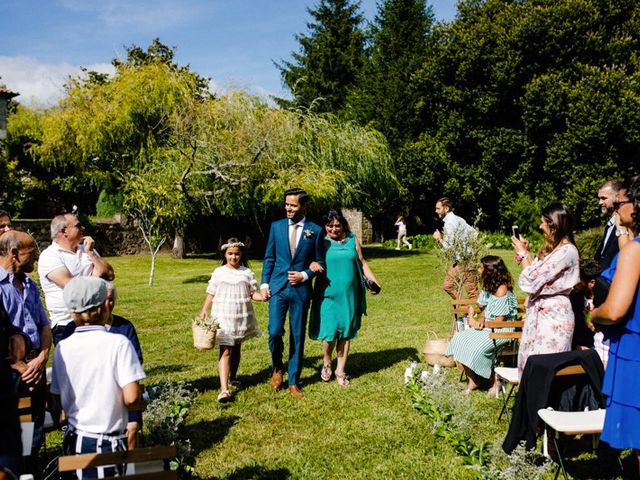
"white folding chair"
494,366,519,421
537,408,606,480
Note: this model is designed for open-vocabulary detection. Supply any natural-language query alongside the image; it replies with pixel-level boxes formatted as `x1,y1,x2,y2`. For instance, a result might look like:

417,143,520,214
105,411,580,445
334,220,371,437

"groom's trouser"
268,286,309,387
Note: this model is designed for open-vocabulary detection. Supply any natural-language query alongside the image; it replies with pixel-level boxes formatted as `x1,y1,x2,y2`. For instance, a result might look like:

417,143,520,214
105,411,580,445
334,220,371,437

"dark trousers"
11,367,46,459
268,288,310,387
63,427,127,479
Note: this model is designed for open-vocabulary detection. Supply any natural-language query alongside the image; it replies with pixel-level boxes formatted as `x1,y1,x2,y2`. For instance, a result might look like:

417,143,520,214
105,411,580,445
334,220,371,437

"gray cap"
63,276,108,313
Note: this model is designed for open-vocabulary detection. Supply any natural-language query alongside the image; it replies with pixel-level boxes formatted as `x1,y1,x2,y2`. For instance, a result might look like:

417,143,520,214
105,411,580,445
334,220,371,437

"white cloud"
0,56,115,108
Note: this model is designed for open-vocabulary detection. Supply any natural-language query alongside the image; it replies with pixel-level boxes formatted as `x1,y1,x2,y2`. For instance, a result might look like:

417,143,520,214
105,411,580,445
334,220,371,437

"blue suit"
261,218,325,386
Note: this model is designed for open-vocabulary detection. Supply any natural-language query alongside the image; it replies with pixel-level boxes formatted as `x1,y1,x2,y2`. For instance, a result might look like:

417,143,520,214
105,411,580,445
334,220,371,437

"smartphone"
511,225,520,239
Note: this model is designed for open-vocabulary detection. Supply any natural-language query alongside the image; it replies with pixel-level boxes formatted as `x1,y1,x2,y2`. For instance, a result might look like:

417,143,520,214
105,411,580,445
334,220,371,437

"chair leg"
550,432,568,480
498,383,515,421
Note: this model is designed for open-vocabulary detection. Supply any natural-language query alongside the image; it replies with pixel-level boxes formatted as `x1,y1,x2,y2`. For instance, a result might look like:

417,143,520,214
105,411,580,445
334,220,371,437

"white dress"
206,265,262,346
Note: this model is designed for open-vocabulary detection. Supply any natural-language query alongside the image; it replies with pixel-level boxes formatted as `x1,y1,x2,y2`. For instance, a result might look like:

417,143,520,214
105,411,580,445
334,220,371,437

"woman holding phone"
511,203,580,375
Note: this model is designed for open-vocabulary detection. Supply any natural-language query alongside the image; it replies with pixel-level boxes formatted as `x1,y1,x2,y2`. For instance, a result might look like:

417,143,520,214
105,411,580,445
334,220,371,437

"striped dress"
446,289,518,380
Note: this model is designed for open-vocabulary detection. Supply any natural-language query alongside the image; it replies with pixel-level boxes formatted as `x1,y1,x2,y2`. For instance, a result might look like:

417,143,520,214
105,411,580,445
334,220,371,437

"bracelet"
515,251,528,263
616,228,629,237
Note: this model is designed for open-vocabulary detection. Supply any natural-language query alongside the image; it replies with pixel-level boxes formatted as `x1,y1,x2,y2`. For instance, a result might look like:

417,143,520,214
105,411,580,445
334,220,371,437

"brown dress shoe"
271,369,283,391
288,385,304,398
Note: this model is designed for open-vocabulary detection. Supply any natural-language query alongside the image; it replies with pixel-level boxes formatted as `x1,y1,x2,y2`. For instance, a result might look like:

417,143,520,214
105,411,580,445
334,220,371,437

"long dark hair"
220,237,249,267
621,175,640,232
323,208,351,234
480,255,513,294
538,202,575,259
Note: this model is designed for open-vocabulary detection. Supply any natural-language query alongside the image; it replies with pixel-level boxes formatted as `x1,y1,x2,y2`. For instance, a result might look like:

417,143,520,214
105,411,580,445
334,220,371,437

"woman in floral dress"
511,203,580,376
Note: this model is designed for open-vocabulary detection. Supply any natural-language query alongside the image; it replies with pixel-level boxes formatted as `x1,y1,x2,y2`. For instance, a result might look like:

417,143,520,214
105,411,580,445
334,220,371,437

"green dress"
309,233,366,341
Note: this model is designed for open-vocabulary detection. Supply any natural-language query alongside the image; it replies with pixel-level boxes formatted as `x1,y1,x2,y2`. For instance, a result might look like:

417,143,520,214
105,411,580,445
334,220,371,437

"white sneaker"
395,247,400,251
409,244,413,250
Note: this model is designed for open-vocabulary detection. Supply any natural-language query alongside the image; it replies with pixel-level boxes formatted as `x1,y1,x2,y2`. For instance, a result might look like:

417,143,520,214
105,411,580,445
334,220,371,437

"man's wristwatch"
616,227,629,237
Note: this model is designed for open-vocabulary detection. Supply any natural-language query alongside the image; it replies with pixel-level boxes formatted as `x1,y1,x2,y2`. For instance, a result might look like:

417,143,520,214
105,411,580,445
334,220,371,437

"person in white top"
432,197,479,299
51,276,145,477
394,215,412,250
199,238,264,402
37,213,114,345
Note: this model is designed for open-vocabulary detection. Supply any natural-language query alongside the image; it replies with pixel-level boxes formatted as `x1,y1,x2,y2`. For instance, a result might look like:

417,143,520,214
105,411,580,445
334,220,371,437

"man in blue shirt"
0,231,52,463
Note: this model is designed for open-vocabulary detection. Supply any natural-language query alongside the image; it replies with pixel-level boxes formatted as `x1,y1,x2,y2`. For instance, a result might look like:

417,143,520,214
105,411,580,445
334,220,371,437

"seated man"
51,277,145,477
0,301,28,480
570,259,602,350
62,282,144,449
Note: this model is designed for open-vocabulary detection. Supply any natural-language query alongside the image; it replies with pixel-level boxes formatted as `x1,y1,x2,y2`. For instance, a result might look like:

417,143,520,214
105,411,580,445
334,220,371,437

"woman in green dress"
309,209,380,387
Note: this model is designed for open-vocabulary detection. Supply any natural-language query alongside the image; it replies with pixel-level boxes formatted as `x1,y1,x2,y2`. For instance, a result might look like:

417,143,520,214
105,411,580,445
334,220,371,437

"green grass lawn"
42,248,628,479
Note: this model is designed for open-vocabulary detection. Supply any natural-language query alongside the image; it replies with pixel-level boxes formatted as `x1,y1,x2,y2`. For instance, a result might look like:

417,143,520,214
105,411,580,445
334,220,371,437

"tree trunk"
172,230,186,259
149,251,157,287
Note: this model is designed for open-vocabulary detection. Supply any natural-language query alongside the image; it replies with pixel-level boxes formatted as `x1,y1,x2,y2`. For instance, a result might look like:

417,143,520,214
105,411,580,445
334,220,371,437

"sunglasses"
613,200,632,211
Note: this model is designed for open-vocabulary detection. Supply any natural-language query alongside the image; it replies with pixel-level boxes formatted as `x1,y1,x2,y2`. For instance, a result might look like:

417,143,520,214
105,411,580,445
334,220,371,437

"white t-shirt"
37,241,96,328
50,325,145,434
442,212,475,249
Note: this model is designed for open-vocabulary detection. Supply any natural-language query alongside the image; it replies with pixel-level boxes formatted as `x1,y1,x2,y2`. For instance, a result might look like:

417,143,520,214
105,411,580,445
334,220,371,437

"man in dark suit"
261,188,325,398
595,179,623,268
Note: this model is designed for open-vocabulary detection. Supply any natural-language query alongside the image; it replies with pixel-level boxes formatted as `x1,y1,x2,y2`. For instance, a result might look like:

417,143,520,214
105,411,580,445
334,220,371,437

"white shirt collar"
289,217,306,227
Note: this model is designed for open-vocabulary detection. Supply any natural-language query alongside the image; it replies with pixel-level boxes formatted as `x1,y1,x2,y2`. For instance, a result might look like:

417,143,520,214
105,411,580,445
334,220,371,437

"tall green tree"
406,0,640,230
277,0,366,114
348,0,434,147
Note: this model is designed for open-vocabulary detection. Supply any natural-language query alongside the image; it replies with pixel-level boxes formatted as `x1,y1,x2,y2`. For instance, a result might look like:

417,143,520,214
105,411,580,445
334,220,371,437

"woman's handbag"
422,332,455,367
192,316,217,350
364,277,381,294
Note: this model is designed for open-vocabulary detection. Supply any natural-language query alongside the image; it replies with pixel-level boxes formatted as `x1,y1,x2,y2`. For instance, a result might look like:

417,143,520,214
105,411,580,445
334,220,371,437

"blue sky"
1,0,458,107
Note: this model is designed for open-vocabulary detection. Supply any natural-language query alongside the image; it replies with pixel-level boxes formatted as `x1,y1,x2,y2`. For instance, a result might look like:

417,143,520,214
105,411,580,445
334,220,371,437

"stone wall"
342,208,373,244
13,217,148,256
14,210,376,256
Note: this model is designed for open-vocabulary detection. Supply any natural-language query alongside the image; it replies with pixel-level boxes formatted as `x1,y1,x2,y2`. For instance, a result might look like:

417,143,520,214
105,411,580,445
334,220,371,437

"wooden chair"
450,297,478,336
487,298,526,421
58,445,177,480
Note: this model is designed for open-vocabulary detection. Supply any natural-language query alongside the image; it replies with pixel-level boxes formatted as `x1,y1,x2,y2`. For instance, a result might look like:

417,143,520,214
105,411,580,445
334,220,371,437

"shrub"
575,227,602,259
96,189,124,218
383,234,439,250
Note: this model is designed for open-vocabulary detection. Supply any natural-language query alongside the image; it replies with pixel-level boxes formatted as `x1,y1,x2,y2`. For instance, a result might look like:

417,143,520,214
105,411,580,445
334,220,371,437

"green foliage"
144,381,198,478
277,0,366,114
348,0,434,147
575,227,603,259
402,0,640,230
383,233,438,250
95,189,124,218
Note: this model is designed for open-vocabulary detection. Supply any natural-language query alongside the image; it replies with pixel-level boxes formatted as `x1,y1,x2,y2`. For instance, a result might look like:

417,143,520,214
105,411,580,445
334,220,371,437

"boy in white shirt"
51,277,145,478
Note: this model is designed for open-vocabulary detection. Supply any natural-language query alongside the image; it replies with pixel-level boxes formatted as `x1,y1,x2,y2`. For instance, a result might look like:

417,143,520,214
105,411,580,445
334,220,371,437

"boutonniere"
303,229,314,239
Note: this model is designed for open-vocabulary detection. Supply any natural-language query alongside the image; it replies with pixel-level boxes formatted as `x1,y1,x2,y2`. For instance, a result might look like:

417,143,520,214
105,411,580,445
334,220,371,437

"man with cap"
38,213,114,345
50,277,145,473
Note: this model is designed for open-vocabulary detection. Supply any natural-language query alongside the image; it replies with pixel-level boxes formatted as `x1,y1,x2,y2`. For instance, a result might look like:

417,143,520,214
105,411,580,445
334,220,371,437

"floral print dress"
517,243,580,376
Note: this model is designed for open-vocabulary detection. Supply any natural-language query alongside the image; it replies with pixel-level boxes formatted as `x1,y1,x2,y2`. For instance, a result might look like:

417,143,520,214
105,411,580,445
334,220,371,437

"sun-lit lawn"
41,248,628,479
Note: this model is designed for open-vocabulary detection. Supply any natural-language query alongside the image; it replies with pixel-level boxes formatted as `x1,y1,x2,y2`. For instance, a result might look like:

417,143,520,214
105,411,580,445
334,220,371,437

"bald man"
0,231,51,462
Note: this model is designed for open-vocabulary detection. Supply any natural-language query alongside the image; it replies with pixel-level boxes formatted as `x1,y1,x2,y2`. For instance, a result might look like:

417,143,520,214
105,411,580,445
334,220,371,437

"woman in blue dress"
446,255,518,395
592,175,640,473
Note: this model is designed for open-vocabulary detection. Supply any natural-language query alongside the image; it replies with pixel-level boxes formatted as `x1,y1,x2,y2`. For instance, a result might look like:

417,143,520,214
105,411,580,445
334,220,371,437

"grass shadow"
144,364,187,376
182,275,211,284
206,464,291,480
186,416,240,455
360,246,427,259
300,347,415,385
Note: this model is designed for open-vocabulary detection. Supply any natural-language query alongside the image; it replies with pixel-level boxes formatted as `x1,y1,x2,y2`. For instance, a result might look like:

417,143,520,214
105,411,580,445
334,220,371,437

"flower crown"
221,241,245,250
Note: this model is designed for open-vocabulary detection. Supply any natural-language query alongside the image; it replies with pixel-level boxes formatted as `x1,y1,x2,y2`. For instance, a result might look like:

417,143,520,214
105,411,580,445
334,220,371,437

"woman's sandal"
335,372,350,387
217,390,232,403
321,364,332,382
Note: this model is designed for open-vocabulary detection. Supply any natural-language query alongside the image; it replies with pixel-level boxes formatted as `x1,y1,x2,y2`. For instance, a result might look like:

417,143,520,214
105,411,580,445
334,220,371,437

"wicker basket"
192,321,217,350
422,333,455,367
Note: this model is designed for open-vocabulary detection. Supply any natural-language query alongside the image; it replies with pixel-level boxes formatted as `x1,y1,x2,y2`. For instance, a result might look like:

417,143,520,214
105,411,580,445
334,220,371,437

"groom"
261,188,325,398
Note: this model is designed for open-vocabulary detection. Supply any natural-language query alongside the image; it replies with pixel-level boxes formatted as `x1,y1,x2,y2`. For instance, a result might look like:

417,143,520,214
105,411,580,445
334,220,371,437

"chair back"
58,445,178,480
450,297,478,335
486,298,526,367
